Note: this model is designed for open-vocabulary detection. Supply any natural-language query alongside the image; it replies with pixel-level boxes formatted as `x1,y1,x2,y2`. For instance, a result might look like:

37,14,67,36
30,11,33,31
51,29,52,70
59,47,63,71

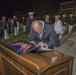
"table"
0,44,74,75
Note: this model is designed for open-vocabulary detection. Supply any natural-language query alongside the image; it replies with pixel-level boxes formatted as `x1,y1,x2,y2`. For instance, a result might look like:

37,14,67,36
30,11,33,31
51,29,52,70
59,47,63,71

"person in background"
43,13,52,25
1,16,9,40
22,17,26,32
7,18,12,34
0,21,2,36
61,13,66,33
10,18,14,33
68,13,75,35
28,20,55,49
54,15,63,47
0,20,4,37
26,12,34,35
13,16,19,36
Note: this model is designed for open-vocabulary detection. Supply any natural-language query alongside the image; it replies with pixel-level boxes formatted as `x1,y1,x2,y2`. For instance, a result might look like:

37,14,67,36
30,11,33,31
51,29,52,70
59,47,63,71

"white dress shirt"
39,21,44,39
39,21,48,48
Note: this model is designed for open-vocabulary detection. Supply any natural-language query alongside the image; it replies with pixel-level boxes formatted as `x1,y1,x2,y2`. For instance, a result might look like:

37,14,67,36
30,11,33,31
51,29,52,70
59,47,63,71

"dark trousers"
1,29,4,36
55,34,60,47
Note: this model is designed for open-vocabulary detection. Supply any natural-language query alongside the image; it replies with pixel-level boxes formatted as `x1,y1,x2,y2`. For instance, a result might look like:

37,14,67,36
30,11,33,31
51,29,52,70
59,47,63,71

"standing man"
22,17,26,32
68,13,75,35
43,13,52,25
13,16,19,36
26,12,34,35
61,13,66,33
28,20,55,49
7,18,12,34
10,18,14,33
54,15,63,47
1,16,9,40
0,21,2,36
0,20,4,37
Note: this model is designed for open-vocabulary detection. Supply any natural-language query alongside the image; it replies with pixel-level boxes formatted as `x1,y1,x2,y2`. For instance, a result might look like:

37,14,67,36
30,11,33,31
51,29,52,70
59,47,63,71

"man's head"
22,17,25,20
28,12,34,19
45,14,50,20
13,16,16,19
62,14,66,18
55,15,60,21
2,16,6,20
69,13,73,18
32,20,43,34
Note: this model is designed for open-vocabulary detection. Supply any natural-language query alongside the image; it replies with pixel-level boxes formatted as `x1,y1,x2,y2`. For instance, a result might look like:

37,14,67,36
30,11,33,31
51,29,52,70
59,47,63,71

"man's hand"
38,42,46,47
30,41,39,47
30,41,36,45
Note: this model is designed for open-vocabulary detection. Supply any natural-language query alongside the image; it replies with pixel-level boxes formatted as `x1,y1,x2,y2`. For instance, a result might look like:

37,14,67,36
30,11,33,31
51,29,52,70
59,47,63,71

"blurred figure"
0,20,4,37
54,15,63,47
22,17,26,32
61,13,66,33
10,18,14,32
7,18,12,34
1,16,9,40
43,14,52,25
68,13,75,35
0,21,2,36
13,16,19,36
26,12,34,34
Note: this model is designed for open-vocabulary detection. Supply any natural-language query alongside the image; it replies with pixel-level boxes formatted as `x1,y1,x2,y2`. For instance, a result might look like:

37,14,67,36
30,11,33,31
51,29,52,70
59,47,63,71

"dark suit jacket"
28,23,55,48
43,19,52,25
26,18,34,34
13,20,17,27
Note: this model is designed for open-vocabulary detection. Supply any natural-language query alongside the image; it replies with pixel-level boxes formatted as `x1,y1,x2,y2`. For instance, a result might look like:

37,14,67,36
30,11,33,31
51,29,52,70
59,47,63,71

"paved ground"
55,32,76,75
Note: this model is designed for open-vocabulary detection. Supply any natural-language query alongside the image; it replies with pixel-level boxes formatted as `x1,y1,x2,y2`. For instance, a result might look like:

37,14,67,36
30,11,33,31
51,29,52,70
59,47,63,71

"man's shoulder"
44,23,53,28
44,24,54,33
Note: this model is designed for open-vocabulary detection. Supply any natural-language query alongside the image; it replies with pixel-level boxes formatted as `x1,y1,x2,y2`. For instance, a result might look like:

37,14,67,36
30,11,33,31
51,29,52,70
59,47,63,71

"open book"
5,40,39,55
38,47,53,51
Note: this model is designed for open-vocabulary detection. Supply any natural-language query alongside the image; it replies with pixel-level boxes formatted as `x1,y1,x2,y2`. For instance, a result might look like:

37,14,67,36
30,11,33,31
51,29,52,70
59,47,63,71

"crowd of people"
0,12,75,49
0,16,19,40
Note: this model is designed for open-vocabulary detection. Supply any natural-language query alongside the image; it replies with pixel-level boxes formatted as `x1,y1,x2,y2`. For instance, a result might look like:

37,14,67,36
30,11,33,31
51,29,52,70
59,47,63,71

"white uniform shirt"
54,20,63,34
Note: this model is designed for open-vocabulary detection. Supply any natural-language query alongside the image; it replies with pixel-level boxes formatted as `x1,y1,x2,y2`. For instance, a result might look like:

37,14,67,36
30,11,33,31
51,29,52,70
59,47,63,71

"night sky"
0,0,72,17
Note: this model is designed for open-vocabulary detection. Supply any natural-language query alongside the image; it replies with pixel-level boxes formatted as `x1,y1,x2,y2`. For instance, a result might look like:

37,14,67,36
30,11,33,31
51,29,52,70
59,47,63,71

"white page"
38,47,53,51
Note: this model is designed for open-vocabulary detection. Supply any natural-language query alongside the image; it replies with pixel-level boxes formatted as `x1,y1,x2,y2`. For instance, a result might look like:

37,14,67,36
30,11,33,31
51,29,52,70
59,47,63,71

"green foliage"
0,23,28,44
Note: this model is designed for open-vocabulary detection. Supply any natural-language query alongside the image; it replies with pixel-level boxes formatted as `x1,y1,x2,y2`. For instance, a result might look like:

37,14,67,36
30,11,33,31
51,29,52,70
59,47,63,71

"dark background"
0,0,72,17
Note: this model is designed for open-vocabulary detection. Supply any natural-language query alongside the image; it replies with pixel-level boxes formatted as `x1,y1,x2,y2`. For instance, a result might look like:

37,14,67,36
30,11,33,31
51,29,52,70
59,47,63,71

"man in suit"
26,12,34,35
61,13,66,33
68,13,75,35
28,20,55,49
13,16,19,36
22,17,26,32
1,16,9,40
43,13,52,25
